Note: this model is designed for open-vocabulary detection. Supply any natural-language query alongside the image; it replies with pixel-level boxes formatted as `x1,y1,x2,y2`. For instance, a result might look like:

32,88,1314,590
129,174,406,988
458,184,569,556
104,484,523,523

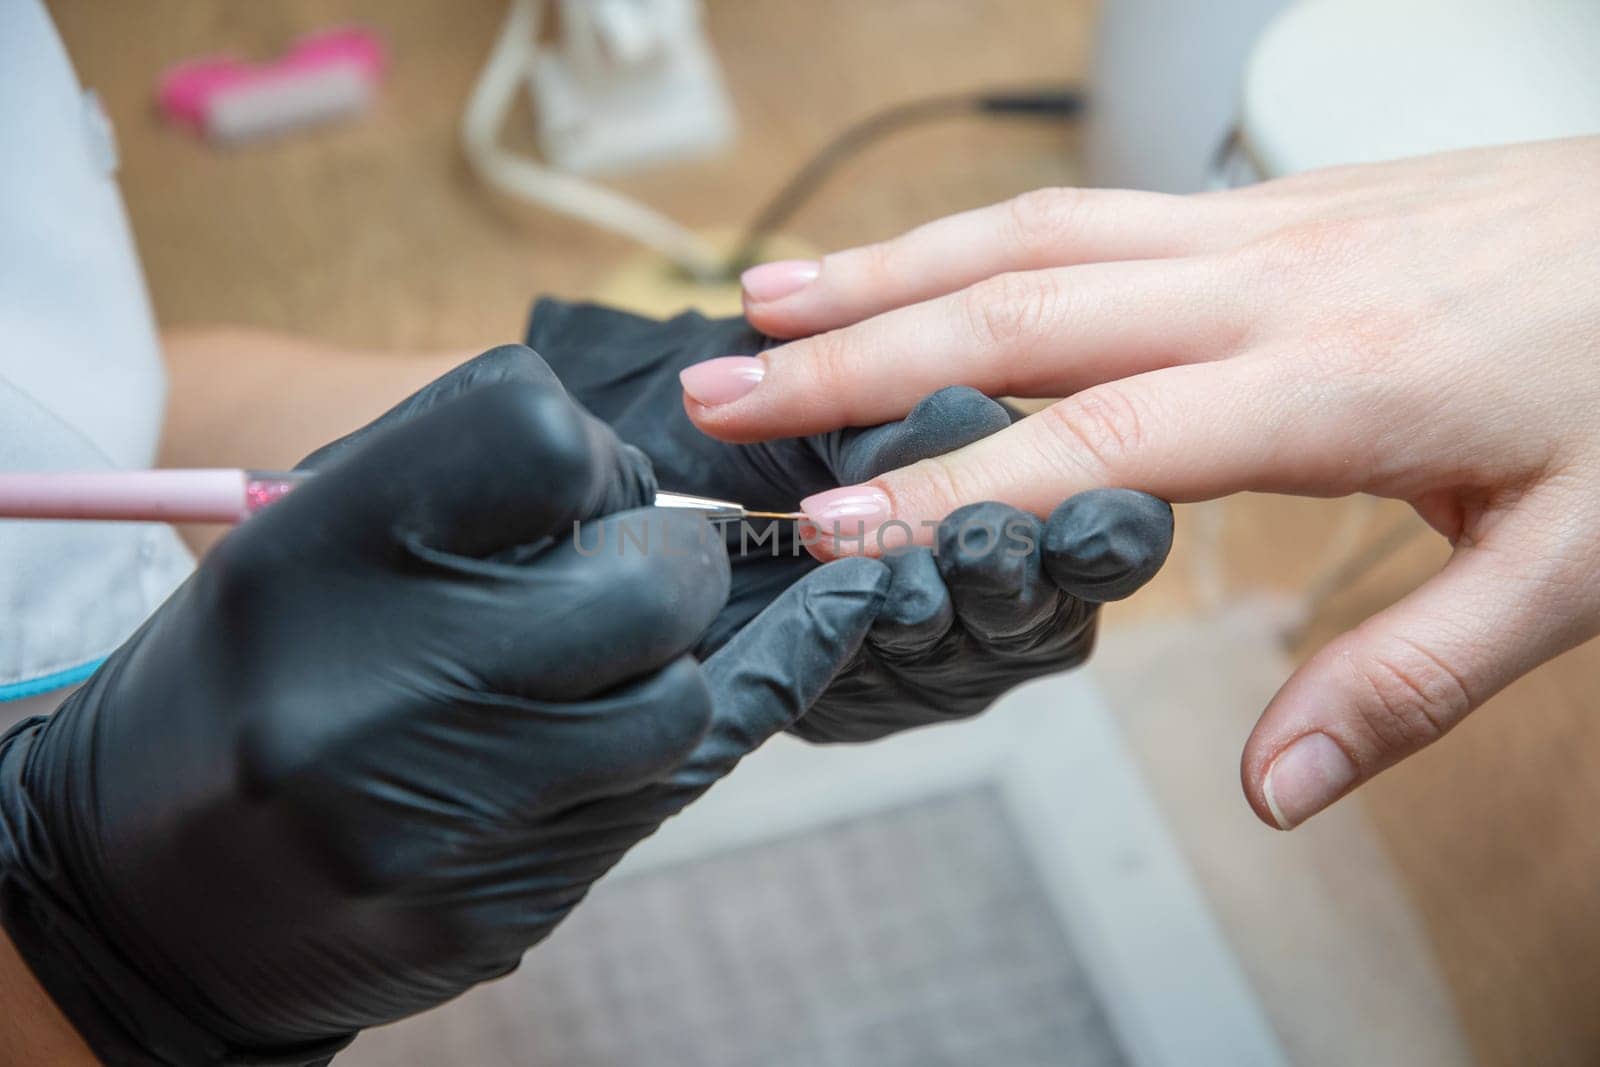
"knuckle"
645,658,716,763
1339,299,1429,376
1280,298,1421,384
1038,385,1148,479
848,238,901,287
1259,217,1366,269
900,453,976,522
322,836,417,898
1004,187,1086,258
962,270,1062,351
609,528,681,608
1236,216,1377,298
463,343,550,386
479,382,597,488
1350,639,1473,751
799,328,853,392
600,513,727,628
202,536,278,626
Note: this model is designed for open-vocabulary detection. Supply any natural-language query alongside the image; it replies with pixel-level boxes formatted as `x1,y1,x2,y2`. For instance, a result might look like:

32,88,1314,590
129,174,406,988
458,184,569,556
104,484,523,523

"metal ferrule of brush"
651,490,750,522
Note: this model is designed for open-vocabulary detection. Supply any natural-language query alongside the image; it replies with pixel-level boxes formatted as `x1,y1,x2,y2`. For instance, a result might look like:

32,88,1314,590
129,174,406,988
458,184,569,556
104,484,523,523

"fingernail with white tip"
680,356,765,406
1262,732,1357,829
741,259,819,303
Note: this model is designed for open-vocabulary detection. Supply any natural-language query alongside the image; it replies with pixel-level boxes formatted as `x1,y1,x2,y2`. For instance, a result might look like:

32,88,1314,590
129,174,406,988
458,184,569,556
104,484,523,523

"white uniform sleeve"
0,1,194,720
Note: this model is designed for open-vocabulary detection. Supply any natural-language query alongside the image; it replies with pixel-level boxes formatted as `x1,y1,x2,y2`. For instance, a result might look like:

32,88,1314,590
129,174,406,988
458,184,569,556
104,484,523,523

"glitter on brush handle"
243,472,307,514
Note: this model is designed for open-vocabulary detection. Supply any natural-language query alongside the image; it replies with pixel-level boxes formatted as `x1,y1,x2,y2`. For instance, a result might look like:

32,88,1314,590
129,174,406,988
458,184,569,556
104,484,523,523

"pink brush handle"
0,470,302,523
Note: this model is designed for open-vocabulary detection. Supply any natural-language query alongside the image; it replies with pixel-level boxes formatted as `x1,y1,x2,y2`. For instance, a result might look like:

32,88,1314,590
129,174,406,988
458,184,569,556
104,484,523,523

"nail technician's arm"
159,326,468,552
0,929,96,1065
687,136,1600,829
0,347,891,1063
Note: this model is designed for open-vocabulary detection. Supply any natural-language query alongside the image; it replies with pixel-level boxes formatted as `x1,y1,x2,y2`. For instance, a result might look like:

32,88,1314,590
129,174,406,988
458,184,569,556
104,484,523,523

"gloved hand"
525,301,1175,741
0,346,889,1064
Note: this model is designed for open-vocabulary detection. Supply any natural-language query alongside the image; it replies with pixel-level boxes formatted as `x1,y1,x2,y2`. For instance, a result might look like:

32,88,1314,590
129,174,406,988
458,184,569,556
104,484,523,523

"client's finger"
686,258,1243,444
673,558,890,786
799,360,1367,557
743,188,1254,339
1240,495,1599,829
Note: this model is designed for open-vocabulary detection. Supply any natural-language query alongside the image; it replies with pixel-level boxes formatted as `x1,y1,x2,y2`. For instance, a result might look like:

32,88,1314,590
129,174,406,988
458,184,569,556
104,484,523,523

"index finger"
685,256,1240,444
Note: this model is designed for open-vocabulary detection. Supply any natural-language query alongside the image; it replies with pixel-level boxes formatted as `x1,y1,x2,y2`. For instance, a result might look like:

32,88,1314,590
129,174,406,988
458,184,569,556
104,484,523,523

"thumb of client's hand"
0,363,730,1063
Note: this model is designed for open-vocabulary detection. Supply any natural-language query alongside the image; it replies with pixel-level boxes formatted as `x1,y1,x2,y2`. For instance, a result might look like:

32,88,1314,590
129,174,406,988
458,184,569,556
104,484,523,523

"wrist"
0,922,97,1066
0,715,348,1066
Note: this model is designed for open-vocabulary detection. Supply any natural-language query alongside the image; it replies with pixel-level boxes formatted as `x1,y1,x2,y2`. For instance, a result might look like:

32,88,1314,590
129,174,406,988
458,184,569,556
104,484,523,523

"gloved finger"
823,386,1013,486
279,655,716,894
454,508,731,701
525,300,764,421
469,654,718,816
300,344,562,469
866,548,954,657
269,380,656,560
1042,488,1174,603
934,503,1058,641
671,558,890,789
239,509,729,806
526,299,706,375
1239,496,1596,830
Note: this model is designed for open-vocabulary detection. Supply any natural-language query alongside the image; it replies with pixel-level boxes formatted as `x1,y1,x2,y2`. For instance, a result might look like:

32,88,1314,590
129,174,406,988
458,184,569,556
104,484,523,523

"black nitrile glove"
525,300,1176,742
0,346,889,1064
805,490,1172,740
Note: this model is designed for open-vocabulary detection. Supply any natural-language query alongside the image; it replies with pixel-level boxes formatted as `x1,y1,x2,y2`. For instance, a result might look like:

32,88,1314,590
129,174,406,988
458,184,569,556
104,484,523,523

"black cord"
724,87,1086,276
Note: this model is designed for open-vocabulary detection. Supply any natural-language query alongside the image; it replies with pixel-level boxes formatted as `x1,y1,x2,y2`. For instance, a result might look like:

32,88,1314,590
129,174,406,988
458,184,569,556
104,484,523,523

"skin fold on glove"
0,346,890,1065
525,300,1177,741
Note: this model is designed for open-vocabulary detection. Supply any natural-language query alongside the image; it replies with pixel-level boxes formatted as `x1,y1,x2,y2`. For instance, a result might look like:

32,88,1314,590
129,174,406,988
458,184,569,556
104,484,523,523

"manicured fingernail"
679,356,765,406
740,259,820,303
800,486,892,545
1262,732,1357,829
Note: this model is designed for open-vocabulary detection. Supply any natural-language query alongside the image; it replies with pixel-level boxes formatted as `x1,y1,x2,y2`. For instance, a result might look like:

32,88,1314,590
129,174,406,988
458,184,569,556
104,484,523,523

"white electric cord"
461,0,725,280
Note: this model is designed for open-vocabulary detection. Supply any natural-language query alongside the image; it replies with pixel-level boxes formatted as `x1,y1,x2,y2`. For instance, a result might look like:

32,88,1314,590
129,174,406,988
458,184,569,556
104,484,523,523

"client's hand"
526,302,1173,741
689,137,1600,828
0,347,887,1063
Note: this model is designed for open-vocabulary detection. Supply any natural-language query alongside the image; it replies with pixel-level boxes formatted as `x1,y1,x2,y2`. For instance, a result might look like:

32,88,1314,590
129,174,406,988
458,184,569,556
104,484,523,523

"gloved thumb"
299,344,626,467
669,558,891,791
263,377,654,560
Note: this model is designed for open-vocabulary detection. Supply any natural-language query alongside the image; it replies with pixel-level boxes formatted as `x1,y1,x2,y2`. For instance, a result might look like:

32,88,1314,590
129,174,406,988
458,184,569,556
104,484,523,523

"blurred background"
47,1,1600,1064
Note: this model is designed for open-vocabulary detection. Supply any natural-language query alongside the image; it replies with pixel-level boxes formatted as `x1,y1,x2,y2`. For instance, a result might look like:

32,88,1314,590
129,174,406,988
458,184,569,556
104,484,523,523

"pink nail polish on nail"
740,259,820,303
800,485,892,532
679,356,766,406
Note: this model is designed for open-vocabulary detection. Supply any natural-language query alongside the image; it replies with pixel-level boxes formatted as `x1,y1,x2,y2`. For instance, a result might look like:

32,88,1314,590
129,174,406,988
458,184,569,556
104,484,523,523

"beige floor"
49,1,1600,1063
